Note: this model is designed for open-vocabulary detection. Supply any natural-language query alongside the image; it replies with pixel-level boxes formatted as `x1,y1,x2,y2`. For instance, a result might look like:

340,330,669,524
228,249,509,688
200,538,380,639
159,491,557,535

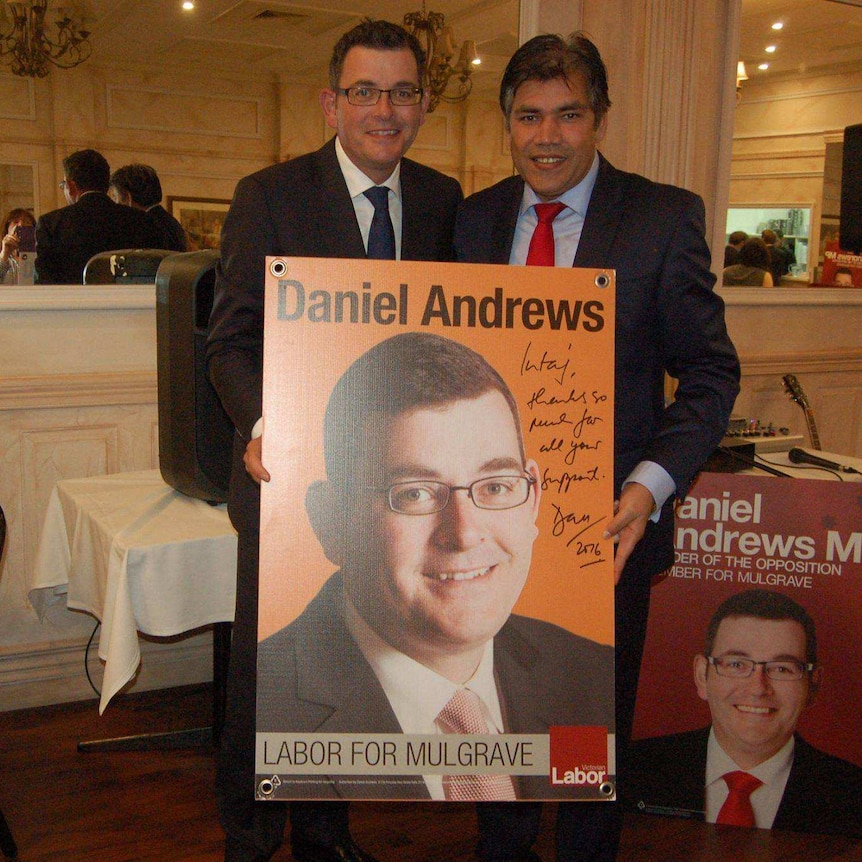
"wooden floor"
1,684,861,862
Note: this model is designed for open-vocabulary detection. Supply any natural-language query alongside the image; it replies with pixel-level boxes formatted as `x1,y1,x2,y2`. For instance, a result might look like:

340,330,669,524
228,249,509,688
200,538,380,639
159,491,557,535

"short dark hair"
761,229,778,245
705,589,817,665
728,231,747,246
62,149,110,193
329,19,426,90
499,32,611,127
2,208,35,236
323,332,524,488
109,164,163,208
739,237,770,270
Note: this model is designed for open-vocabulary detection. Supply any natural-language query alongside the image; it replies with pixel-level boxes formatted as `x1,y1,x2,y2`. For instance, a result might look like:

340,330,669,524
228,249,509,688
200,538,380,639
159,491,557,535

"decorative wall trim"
740,83,862,107
0,633,213,712
0,371,157,410
0,285,155,311
0,73,36,121
736,350,862,376
730,170,823,181
718,287,862,308
106,84,263,140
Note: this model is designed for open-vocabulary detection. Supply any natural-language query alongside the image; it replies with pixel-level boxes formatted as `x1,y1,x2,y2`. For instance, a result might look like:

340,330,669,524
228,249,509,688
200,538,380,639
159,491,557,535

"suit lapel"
573,155,626,269
489,177,524,264
310,140,367,258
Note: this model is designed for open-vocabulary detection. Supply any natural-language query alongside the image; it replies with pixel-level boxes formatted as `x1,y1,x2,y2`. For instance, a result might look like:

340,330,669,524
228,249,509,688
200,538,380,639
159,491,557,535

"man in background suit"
454,32,740,862
628,589,862,837
109,163,188,252
35,148,164,284
256,332,614,801
206,19,462,862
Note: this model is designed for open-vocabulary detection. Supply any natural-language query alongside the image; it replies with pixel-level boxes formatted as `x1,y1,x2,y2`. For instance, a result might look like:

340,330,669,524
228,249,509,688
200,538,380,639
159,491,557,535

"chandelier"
0,1,92,78
403,3,479,112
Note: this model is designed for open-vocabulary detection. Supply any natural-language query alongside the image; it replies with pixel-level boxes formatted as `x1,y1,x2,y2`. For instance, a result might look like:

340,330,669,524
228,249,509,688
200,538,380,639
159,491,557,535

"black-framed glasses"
707,655,815,681
379,475,537,516
337,86,424,106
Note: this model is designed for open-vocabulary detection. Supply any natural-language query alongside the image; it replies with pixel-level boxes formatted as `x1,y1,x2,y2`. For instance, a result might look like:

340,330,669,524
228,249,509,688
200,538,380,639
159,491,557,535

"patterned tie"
526,201,567,266
436,689,517,801
716,770,763,827
364,186,396,260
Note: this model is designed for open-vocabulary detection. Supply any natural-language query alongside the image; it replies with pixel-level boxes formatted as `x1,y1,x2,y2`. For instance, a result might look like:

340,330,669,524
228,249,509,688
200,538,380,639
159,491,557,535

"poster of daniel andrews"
254,257,617,801
630,471,862,837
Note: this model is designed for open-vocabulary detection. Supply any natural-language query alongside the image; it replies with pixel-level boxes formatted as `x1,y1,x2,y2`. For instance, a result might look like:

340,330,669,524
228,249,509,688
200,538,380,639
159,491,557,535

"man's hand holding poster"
254,258,616,802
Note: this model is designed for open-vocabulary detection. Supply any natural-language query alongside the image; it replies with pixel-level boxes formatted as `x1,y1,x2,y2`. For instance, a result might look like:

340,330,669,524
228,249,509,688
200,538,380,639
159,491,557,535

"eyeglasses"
337,86,424,106
378,475,537,516
707,655,815,681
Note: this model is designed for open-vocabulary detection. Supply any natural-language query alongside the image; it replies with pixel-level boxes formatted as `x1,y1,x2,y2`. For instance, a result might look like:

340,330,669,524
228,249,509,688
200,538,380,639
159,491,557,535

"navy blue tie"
364,186,396,260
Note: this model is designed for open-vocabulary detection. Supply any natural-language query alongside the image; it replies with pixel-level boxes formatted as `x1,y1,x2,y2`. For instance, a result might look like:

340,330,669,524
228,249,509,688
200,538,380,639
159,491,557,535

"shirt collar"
519,150,600,219
343,591,503,733
335,136,402,201
705,725,796,787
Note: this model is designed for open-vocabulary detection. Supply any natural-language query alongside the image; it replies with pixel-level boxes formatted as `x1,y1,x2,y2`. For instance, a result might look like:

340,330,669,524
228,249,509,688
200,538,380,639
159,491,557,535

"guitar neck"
803,406,821,450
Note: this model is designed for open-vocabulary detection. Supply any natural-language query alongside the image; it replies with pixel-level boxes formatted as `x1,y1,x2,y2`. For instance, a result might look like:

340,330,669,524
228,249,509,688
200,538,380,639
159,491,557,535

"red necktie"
716,770,763,827
436,689,516,800
526,202,567,266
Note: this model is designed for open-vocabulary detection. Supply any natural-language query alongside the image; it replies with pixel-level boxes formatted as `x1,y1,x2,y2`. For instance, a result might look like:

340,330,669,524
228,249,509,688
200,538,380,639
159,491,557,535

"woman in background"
722,236,774,286
0,208,37,285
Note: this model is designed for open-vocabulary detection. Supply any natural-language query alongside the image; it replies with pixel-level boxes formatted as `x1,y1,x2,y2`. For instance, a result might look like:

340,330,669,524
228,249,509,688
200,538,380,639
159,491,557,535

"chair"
0,506,19,859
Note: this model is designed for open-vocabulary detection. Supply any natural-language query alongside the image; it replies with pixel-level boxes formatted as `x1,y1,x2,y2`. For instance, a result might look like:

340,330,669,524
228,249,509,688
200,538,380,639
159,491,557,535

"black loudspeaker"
84,249,176,283
156,250,233,503
840,123,862,254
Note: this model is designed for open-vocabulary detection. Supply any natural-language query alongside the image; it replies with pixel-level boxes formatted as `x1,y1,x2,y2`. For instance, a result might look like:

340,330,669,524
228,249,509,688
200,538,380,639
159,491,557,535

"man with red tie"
454,32,740,862
628,589,862,837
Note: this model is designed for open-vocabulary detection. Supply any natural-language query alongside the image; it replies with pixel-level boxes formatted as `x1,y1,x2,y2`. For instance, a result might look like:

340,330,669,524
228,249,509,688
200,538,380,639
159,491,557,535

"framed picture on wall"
167,197,230,251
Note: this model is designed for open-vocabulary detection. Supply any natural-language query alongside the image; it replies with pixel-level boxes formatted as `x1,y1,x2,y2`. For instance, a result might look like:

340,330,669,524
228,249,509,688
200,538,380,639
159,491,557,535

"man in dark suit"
629,589,862,837
109,164,188,252
206,20,462,862
256,332,615,802
453,32,740,862
35,149,164,284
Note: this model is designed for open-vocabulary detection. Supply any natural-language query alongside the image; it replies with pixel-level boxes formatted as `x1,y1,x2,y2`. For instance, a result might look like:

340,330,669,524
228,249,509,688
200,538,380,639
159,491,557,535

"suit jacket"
257,573,616,800
35,191,165,284
627,727,862,837
147,204,188,252
206,138,463,537
454,155,740,581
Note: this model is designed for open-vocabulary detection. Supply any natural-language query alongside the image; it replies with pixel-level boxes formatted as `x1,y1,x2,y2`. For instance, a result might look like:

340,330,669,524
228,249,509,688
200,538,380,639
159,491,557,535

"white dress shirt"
704,726,794,828
344,595,506,800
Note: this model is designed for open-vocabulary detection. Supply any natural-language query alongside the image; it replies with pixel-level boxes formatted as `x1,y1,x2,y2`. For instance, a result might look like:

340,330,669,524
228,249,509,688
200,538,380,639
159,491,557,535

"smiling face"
320,46,428,185
694,616,819,769
336,390,541,681
507,73,607,202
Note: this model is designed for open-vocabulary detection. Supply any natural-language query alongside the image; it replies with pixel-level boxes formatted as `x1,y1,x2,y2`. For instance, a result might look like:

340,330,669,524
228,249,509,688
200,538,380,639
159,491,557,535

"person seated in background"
761,229,792,285
724,230,747,268
35,149,164,284
628,589,862,836
723,237,774,286
109,164,188,252
0,208,36,284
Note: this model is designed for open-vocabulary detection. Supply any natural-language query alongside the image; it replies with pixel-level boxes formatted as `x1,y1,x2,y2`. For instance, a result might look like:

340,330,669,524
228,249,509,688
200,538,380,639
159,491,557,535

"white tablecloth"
30,470,237,713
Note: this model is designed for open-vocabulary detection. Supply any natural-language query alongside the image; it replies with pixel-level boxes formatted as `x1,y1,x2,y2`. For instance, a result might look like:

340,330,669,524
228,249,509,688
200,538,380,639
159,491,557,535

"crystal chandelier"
403,2,479,112
0,1,92,78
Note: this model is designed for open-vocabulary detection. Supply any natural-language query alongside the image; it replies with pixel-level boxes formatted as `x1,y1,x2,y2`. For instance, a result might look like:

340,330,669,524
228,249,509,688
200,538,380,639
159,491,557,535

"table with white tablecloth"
31,469,237,716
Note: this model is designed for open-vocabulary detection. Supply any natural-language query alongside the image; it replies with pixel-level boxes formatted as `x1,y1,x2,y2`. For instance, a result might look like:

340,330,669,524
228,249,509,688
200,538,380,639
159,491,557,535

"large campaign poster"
254,258,616,801
631,471,862,836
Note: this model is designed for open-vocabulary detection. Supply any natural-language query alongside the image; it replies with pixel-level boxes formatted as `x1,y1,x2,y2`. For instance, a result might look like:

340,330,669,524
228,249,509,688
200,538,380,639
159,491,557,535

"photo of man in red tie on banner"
628,471,862,837
253,256,617,802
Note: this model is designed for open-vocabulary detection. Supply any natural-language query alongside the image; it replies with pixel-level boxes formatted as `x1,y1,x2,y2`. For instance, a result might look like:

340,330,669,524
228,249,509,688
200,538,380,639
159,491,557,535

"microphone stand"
714,446,794,478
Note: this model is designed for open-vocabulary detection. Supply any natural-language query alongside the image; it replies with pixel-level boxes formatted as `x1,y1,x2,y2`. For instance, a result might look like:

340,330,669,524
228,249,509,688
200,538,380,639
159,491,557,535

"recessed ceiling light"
759,63,769,71
771,22,783,30
182,1,194,9
765,45,777,53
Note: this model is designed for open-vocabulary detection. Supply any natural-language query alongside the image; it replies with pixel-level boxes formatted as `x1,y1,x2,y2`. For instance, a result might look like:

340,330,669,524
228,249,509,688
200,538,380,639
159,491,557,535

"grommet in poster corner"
594,272,611,289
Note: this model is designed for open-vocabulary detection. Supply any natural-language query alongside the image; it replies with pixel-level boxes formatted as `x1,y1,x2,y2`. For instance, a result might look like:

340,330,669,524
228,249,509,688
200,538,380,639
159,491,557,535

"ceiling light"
182,1,195,10
759,63,769,71
771,22,784,30
765,45,776,53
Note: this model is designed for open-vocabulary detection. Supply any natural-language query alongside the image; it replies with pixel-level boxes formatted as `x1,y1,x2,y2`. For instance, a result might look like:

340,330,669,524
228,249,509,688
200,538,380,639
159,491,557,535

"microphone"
787,448,860,474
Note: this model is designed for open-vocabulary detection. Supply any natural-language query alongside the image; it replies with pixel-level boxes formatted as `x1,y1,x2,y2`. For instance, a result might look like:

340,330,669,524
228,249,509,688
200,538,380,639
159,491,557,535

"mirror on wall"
725,205,811,276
